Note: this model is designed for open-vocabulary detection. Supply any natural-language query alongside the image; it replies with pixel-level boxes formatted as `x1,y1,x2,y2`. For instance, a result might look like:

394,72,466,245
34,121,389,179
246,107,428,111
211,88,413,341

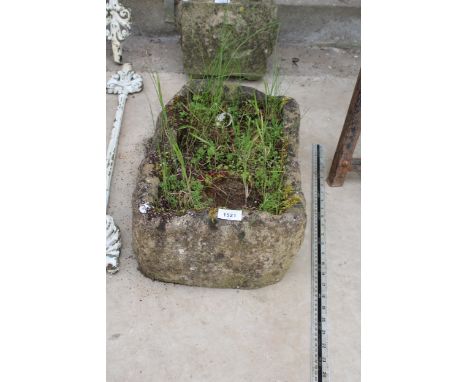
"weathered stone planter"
132,83,306,289
177,0,278,80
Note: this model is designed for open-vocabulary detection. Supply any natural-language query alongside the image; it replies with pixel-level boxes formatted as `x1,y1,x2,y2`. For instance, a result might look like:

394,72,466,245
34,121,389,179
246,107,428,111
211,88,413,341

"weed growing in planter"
151,22,300,215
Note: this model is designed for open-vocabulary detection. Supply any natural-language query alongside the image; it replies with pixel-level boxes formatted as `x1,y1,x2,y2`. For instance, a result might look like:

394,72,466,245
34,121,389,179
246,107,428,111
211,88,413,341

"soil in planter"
204,176,262,210
151,76,301,215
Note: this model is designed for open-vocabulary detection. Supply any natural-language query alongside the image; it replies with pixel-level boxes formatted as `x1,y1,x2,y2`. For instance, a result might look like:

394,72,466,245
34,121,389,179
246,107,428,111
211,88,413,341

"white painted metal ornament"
106,215,121,273
106,0,132,64
106,63,143,273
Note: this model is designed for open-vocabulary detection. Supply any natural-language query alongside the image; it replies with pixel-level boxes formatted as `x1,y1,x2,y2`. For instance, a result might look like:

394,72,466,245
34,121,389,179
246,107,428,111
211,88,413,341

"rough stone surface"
132,83,306,289
177,0,278,80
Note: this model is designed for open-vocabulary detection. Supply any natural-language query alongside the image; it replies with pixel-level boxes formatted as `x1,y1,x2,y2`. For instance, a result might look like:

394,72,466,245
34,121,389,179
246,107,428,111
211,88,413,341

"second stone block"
177,0,279,80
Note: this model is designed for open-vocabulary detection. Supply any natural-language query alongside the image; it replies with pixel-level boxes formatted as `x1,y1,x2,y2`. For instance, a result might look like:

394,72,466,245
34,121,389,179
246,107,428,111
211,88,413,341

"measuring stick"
312,144,330,382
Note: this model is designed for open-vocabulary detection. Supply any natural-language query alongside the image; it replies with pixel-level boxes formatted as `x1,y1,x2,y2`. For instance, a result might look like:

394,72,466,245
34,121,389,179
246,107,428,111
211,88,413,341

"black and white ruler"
311,144,330,382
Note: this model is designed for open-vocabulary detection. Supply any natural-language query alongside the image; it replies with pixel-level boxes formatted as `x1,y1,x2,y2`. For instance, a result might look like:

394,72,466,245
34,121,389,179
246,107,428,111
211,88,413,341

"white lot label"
214,0,230,3
217,208,242,221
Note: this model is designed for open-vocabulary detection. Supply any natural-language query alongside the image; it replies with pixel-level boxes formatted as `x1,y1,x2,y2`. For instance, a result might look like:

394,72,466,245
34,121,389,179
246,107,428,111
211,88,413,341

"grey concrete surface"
107,35,360,77
275,0,360,5
107,40,360,381
122,0,360,49
278,6,360,47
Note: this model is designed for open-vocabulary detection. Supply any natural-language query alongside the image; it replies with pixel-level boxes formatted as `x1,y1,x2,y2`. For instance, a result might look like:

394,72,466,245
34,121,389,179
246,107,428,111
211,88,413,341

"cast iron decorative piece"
106,63,143,273
106,0,132,64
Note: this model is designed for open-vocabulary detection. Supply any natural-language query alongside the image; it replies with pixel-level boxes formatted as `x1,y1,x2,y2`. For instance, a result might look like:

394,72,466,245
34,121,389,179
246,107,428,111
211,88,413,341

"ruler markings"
312,144,329,382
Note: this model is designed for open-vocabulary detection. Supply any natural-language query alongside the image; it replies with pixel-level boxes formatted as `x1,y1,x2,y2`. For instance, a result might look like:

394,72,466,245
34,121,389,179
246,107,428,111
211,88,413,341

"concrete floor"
123,2,360,49
107,38,360,382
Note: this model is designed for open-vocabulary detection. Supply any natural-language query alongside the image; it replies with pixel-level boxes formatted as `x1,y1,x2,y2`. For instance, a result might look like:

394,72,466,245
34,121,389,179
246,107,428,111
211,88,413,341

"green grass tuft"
150,15,299,215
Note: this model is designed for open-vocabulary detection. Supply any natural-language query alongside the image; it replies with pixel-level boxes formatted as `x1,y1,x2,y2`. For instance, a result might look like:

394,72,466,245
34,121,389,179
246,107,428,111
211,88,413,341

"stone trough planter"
177,0,278,80
132,83,306,289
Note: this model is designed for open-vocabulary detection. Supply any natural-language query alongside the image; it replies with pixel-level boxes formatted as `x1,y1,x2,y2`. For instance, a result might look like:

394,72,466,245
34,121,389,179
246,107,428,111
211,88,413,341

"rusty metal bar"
327,70,361,187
